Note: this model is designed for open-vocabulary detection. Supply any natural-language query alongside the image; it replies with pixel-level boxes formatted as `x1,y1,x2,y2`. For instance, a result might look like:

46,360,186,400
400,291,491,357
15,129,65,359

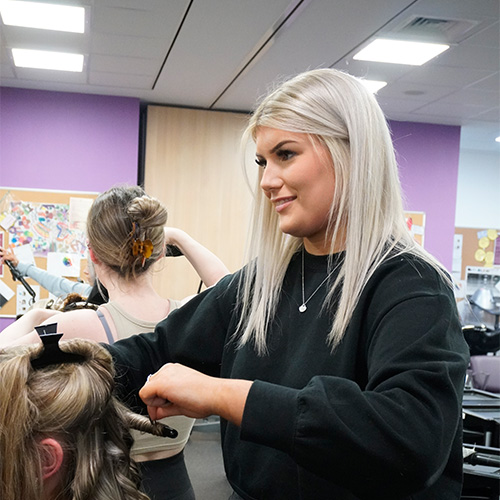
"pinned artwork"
7,201,88,257
69,197,94,231
16,284,40,316
47,252,81,278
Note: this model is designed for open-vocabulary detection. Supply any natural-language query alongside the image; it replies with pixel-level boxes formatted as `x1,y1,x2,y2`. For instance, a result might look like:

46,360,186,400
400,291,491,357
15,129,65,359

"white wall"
455,148,500,228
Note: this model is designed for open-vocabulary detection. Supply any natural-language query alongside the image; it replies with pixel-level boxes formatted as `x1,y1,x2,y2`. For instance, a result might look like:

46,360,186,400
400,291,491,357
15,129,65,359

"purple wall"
0,87,140,329
390,120,461,271
0,87,140,191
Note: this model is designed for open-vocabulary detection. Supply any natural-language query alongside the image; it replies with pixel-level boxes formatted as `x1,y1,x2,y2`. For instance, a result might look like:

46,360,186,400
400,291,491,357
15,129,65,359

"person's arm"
0,308,109,347
105,272,238,413
17,262,92,298
1,246,92,298
164,228,229,287
0,308,62,347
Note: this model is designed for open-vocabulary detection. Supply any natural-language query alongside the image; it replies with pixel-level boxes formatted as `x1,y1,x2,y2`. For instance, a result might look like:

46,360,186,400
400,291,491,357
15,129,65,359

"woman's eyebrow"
270,140,298,154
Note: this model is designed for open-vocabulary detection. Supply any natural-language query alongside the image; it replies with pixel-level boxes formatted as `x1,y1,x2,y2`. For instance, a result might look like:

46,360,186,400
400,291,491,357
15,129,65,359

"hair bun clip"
130,222,154,266
132,239,154,266
31,323,84,369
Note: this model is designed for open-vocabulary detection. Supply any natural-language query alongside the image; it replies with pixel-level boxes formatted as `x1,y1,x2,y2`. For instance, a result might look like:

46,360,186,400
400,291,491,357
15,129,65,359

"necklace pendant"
299,304,307,313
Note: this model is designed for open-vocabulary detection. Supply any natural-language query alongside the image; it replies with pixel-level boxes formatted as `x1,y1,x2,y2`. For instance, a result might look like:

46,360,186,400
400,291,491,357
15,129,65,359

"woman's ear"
88,246,100,265
39,438,64,480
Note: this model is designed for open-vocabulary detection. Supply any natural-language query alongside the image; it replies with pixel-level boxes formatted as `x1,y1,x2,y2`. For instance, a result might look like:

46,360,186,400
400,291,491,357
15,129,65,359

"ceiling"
1,0,499,152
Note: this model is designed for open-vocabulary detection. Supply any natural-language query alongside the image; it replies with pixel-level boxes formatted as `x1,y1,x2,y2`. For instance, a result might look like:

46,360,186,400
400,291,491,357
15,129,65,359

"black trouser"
139,451,195,500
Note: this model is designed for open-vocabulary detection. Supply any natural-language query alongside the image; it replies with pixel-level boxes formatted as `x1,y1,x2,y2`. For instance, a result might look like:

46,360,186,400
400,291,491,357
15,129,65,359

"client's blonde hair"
0,339,161,500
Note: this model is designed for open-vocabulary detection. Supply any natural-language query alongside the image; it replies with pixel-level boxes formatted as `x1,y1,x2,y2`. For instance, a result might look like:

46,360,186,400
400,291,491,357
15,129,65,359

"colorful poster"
8,201,87,257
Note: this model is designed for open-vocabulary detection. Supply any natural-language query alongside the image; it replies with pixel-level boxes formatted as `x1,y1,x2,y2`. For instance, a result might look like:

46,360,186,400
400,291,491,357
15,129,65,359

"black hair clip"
31,323,85,369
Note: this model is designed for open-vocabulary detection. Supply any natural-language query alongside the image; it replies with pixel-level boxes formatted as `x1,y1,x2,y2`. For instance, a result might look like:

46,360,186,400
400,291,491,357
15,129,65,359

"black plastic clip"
31,323,85,369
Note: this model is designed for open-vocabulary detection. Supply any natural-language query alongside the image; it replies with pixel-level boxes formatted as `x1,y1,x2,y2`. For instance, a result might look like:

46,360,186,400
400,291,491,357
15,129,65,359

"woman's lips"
273,196,295,213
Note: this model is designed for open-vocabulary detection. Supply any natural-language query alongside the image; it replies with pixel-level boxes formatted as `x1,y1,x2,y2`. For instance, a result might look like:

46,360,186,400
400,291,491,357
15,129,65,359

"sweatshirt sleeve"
16,262,93,297
240,261,469,497
106,273,238,412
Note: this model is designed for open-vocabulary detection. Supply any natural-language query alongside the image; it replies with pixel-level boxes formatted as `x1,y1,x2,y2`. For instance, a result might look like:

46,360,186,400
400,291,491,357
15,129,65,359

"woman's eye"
276,149,296,161
255,157,266,168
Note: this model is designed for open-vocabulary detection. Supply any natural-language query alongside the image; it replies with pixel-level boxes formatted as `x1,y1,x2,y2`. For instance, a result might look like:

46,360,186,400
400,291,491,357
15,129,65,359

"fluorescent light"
353,39,449,66
361,79,387,93
0,0,85,33
12,48,84,71
495,136,500,143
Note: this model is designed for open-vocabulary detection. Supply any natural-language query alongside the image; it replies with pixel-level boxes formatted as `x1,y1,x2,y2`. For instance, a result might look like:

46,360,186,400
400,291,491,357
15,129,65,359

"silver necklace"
299,247,337,313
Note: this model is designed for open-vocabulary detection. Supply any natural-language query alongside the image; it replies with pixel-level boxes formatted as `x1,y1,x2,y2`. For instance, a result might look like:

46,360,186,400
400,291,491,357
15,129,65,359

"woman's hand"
139,363,252,426
0,247,19,267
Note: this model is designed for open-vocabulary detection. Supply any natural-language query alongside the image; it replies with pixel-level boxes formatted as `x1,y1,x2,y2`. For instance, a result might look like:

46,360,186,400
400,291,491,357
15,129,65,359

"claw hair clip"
130,222,154,266
31,323,84,369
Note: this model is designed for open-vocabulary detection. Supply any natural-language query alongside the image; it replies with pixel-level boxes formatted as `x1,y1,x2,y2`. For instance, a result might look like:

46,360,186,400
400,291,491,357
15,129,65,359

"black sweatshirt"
107,250,469,499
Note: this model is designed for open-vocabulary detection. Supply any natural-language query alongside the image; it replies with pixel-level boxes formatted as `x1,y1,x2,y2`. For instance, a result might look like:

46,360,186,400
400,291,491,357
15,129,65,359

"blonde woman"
0,185,229,500
0,337,168,500
105,70,469,499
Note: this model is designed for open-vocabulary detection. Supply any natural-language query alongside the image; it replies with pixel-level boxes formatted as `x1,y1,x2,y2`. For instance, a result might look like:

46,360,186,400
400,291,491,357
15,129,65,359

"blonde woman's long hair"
236,68,450,355
0,339,164,500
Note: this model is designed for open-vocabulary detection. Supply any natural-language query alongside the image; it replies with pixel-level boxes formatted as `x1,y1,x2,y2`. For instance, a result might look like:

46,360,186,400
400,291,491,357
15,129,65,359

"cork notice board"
454,227,500,281
0,187,98,317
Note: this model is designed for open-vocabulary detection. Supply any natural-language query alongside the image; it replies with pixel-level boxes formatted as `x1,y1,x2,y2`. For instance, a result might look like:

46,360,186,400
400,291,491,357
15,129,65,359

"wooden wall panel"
144,106,255,301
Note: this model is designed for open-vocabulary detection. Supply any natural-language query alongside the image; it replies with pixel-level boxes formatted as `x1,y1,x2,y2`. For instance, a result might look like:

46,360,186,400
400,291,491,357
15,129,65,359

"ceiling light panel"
0,0,85,33
12,48,84,71
353,38,449,66
361,79,387,93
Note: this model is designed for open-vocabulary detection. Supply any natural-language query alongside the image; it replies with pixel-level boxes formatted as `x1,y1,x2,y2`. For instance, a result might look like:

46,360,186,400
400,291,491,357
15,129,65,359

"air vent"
391,15,479,43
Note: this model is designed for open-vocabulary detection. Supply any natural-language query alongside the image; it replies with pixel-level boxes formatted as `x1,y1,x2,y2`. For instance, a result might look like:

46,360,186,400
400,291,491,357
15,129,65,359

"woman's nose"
260,163,283,193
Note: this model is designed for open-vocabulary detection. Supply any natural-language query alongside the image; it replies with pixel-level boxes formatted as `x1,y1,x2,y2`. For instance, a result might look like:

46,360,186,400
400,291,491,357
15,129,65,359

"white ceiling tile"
12,67,88,84
433,44,499,72
91,33,168,59
439,88,499,107
377,97,427,114
411,100,490,120
90,54,159,76
0,63,16,78
467,72,500,92
462,21,500,48
399,64,493,88
378,80,457,102
89,71,154,89
92,3,188,38
471,106,500,123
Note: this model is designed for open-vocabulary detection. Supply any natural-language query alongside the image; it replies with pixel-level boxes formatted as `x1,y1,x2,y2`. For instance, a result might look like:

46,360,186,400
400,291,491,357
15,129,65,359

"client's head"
0,338,153,500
